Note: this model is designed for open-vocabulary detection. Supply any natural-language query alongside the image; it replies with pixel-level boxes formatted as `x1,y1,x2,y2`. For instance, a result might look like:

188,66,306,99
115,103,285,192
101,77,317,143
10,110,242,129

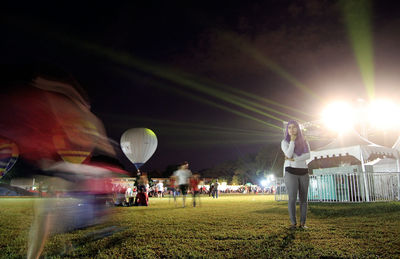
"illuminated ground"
1,195,400,258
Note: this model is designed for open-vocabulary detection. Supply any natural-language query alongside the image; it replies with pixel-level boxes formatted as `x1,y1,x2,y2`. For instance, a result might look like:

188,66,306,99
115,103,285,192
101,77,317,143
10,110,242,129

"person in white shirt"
156,181,164,198
173,161,192,207
281,120,310,229
125,186,134,205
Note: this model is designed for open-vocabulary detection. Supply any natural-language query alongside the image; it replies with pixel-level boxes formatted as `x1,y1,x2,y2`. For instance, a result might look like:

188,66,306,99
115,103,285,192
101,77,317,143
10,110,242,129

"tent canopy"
392,136,400,151
308,130,399,164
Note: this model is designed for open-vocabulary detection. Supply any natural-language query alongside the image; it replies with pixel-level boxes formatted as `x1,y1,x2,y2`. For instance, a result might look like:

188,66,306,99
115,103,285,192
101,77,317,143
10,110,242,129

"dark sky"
2,1,400,172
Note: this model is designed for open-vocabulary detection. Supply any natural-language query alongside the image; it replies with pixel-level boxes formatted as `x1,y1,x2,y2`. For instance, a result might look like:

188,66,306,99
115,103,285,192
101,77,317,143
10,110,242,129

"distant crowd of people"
112,162,277,208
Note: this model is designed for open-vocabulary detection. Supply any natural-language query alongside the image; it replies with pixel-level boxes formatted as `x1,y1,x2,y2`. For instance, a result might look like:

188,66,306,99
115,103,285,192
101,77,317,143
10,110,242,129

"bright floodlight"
321,101,355,133
261,180,268,187
367,99,400,130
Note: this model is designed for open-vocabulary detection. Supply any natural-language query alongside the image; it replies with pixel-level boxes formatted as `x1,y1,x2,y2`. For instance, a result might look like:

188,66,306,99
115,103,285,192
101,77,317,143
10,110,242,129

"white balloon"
120,128,158,169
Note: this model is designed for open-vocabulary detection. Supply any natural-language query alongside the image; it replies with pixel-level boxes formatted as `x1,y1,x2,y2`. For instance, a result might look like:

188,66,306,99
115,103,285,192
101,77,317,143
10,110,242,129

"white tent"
307,130,400,202
307,130,400,172
392,136,400,152
365,158,399,172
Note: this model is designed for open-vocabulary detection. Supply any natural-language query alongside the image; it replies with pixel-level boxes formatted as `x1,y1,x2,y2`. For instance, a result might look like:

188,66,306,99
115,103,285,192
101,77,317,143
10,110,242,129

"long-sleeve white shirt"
173,169,192,185
281,139,310,170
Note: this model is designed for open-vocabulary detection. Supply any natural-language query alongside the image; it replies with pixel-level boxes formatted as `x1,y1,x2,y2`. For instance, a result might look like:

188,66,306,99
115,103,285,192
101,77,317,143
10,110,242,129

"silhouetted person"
212,179,219,198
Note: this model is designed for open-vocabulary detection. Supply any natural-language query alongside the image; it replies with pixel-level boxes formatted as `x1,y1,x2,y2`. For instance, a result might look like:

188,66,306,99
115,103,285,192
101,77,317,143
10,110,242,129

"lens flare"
321,101,355,133
367,99,400,130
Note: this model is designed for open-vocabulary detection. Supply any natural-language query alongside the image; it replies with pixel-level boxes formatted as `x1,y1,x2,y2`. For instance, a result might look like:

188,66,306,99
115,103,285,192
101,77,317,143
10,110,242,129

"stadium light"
320,99,400,137
261,175,275,187
367,99,400,130
321,101,355,133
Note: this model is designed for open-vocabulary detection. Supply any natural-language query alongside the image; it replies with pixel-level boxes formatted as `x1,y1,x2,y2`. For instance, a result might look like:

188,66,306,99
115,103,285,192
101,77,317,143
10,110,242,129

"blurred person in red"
0,64,127,259
134,173,149,206
189,174,201,207
168,175,177,205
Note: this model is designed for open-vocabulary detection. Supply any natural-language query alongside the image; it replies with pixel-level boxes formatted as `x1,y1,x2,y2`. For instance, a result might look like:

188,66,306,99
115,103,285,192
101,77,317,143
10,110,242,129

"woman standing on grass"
281,120,310,229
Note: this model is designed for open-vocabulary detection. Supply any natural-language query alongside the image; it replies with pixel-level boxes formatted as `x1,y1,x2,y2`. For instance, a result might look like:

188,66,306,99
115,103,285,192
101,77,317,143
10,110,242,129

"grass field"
1,195,400,258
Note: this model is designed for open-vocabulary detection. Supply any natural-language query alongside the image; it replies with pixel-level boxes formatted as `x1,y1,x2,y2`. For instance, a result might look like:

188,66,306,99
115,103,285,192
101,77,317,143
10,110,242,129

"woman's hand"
290,134,297,141
285,156,295,161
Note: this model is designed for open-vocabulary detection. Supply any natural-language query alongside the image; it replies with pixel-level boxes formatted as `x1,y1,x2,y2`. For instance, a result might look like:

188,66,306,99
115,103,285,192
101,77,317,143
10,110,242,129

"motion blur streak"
0,67,125,259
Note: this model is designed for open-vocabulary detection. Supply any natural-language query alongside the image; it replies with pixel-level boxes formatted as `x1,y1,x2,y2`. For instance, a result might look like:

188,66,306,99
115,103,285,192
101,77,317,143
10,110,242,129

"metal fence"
275,172,400,202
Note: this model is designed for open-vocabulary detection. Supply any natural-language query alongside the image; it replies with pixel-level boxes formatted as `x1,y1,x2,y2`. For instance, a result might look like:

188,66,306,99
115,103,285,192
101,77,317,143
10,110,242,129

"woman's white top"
281,140,310,171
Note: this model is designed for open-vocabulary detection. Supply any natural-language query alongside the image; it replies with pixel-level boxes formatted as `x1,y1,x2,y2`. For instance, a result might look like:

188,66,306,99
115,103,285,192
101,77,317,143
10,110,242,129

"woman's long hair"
284,120,309,156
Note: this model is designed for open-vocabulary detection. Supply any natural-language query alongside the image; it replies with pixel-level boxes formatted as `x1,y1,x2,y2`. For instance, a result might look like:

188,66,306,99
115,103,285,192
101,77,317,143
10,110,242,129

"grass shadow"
54,225,129,257
279,229,296,250
253,204,288,215
259,227,297,257
254,201,400,218
309,202,400,218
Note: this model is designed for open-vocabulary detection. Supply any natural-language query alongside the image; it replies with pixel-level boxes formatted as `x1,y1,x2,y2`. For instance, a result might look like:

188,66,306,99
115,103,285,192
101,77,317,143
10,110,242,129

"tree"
198,142,285,183
231,174,240,185
162,164,179,178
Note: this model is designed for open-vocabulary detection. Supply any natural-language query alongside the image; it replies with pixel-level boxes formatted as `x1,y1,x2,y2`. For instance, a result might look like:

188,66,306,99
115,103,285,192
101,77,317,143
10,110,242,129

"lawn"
1,195,400,258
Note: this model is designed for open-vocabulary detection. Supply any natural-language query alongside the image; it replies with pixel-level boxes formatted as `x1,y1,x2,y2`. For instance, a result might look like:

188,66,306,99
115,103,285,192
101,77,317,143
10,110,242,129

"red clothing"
169,177,176,188
83,177,113,195
0,83,114,164
135,192,148,206
189,178,200,192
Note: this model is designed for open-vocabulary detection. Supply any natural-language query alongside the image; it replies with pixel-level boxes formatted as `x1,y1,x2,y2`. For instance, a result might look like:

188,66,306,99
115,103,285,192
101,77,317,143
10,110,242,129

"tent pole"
397,158,400,201
396,158,400,172
360,150,370,202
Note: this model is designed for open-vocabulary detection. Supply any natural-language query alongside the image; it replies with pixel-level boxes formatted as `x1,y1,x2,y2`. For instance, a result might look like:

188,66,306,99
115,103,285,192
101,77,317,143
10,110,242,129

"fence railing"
275,172,400,202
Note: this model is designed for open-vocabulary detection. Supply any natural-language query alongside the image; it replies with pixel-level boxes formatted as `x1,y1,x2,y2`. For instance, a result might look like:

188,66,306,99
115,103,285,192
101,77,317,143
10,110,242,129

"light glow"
321,99,400,135
321,101,355,133
261,175,275,187
367,100,400,130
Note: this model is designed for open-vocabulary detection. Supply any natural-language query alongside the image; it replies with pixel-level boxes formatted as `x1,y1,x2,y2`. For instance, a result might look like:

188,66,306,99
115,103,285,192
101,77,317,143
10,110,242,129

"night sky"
2,1,400,172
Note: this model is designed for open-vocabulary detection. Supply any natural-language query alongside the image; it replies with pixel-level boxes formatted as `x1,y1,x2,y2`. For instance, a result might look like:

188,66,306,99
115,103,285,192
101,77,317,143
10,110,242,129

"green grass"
1,195,400,258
